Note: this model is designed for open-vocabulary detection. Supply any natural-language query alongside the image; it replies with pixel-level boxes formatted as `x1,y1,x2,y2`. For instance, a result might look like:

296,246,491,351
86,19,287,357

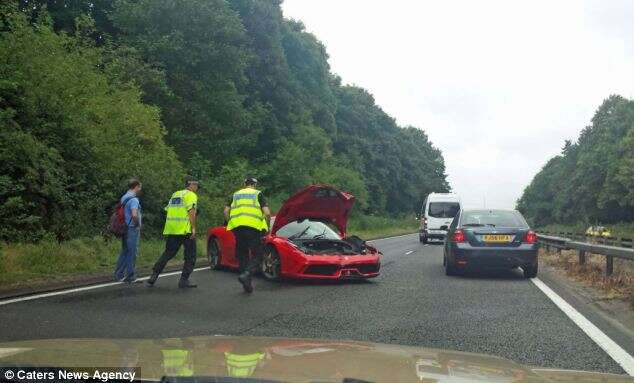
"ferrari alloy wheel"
208,238,222,270
262,247,281,281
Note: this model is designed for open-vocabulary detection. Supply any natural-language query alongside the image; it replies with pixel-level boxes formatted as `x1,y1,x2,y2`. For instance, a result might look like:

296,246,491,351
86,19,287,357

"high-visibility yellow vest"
226,187,267,231
163,189,197,235
224,351,265,377
162,349,194,376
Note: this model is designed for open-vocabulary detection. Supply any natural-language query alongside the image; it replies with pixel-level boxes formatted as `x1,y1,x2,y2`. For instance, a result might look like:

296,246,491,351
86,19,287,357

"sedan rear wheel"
445,255,458,276
262,247,281,281
208,238,222,271
523,261,538,278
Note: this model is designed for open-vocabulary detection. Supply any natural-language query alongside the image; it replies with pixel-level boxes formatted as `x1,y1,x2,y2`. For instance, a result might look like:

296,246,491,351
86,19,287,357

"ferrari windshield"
276,219,341,240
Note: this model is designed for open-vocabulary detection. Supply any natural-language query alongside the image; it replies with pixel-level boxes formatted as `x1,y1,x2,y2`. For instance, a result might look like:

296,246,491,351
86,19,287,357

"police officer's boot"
238,272,253,293
146,272,159,286
178,279,197,288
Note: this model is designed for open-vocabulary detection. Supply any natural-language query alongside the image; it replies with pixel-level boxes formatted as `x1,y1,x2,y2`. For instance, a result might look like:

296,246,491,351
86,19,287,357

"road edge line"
531,278,634,375
0,232,417,305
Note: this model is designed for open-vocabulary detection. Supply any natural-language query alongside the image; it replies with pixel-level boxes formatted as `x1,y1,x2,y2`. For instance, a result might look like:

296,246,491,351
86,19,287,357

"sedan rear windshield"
427,202,460,218
460,210,528,228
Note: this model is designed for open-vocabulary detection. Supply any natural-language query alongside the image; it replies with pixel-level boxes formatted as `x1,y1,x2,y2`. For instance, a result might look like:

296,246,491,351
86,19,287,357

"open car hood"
271,184,355,236
0,336,631,382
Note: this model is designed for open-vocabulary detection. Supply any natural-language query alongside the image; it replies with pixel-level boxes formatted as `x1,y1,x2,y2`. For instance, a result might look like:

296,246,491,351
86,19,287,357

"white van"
419,193,461,243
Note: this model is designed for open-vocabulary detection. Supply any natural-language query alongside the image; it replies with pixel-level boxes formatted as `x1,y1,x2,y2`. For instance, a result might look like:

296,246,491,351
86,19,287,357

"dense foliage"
517,95,634,227
1,0,449,242
0,4,184,241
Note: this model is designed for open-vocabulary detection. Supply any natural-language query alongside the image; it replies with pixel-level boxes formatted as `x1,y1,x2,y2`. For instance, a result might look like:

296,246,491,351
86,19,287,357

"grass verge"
0,237,208,291
347,215,419,240
540,248,634,307
0,215,418,292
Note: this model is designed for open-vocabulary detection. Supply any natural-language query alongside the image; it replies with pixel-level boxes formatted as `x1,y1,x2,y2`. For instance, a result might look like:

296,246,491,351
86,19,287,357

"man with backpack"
113,178,143,284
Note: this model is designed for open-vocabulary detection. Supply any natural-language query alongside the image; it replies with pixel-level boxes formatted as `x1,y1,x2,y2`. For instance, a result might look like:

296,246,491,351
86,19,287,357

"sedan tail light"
452,229,466,243
523,230,537,244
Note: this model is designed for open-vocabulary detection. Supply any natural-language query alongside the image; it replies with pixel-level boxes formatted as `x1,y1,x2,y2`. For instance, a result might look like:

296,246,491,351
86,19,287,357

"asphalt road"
0,233,627,374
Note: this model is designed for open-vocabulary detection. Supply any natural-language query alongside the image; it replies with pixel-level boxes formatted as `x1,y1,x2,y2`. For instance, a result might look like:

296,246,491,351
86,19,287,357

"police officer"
224,176,271,293
147,177,200,288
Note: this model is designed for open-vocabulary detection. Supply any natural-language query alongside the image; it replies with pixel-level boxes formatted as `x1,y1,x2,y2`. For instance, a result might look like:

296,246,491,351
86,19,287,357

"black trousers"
152,234,196,280
232,226,266,274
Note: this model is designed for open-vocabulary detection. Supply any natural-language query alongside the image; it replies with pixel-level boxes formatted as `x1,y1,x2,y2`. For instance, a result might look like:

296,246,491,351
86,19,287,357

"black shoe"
146,272,159,286
124,278,142,284
178,280,197,288
238,272,253,293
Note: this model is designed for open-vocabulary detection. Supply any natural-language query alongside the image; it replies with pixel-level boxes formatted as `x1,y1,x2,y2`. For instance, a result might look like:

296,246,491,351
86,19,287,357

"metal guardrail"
538,234,569,251
540,231,633,248
536,233,634,276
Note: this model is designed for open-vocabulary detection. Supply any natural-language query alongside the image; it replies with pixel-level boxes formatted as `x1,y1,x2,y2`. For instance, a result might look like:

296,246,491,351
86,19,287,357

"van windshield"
428,202,460,218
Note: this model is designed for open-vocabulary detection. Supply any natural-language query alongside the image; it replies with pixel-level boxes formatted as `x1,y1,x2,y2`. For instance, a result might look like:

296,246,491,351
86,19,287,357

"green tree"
518,95,634,226
0,5,182,241
3,0,453,244
110,0,255,168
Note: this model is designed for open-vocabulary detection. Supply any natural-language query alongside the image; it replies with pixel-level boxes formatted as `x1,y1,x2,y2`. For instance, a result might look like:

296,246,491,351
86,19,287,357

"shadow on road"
254,277,375,289
453,268,527,281
209,268,376,288
281,278,373,286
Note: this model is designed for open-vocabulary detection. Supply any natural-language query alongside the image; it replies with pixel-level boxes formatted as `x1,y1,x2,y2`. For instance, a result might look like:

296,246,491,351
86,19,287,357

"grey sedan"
443,209,538,278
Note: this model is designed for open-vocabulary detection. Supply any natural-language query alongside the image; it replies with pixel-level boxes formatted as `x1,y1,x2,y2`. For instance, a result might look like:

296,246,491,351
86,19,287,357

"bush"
0,7,183,241
348,214,419,240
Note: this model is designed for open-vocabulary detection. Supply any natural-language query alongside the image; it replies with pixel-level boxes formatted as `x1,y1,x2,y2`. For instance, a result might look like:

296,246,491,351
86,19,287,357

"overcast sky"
282,0,634,209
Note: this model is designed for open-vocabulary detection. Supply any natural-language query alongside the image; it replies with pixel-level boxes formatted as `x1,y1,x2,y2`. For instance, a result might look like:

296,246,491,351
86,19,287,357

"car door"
444,212,460,262
218,228,239,268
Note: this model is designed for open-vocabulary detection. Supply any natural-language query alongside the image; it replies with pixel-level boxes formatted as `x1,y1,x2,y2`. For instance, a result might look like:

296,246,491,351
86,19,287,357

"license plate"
483,235,513,242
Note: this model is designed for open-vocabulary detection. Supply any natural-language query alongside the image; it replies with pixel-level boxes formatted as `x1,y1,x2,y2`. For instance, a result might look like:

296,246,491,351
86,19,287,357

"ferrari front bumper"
296,262,380,279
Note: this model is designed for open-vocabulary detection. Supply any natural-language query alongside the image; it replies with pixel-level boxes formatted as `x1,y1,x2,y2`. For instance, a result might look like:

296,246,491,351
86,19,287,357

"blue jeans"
114,226,140,282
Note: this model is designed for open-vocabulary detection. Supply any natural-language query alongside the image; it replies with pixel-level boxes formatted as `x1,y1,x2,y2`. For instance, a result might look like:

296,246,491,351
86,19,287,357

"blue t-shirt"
121,191,141,227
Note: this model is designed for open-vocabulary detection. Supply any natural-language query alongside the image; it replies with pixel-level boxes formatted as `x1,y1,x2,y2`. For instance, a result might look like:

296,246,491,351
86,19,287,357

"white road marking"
532,278,634,375
0,267,210,306
405,250,414,255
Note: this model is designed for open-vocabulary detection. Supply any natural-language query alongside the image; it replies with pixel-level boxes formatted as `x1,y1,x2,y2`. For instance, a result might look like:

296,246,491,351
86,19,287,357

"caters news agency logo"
5,369,15,380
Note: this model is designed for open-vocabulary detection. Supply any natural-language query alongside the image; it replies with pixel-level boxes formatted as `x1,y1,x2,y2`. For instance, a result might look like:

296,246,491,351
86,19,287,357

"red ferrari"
206,184,381,280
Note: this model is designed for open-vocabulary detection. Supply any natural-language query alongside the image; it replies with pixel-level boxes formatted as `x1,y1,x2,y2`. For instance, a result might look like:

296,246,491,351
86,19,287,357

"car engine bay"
291,236,372,255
